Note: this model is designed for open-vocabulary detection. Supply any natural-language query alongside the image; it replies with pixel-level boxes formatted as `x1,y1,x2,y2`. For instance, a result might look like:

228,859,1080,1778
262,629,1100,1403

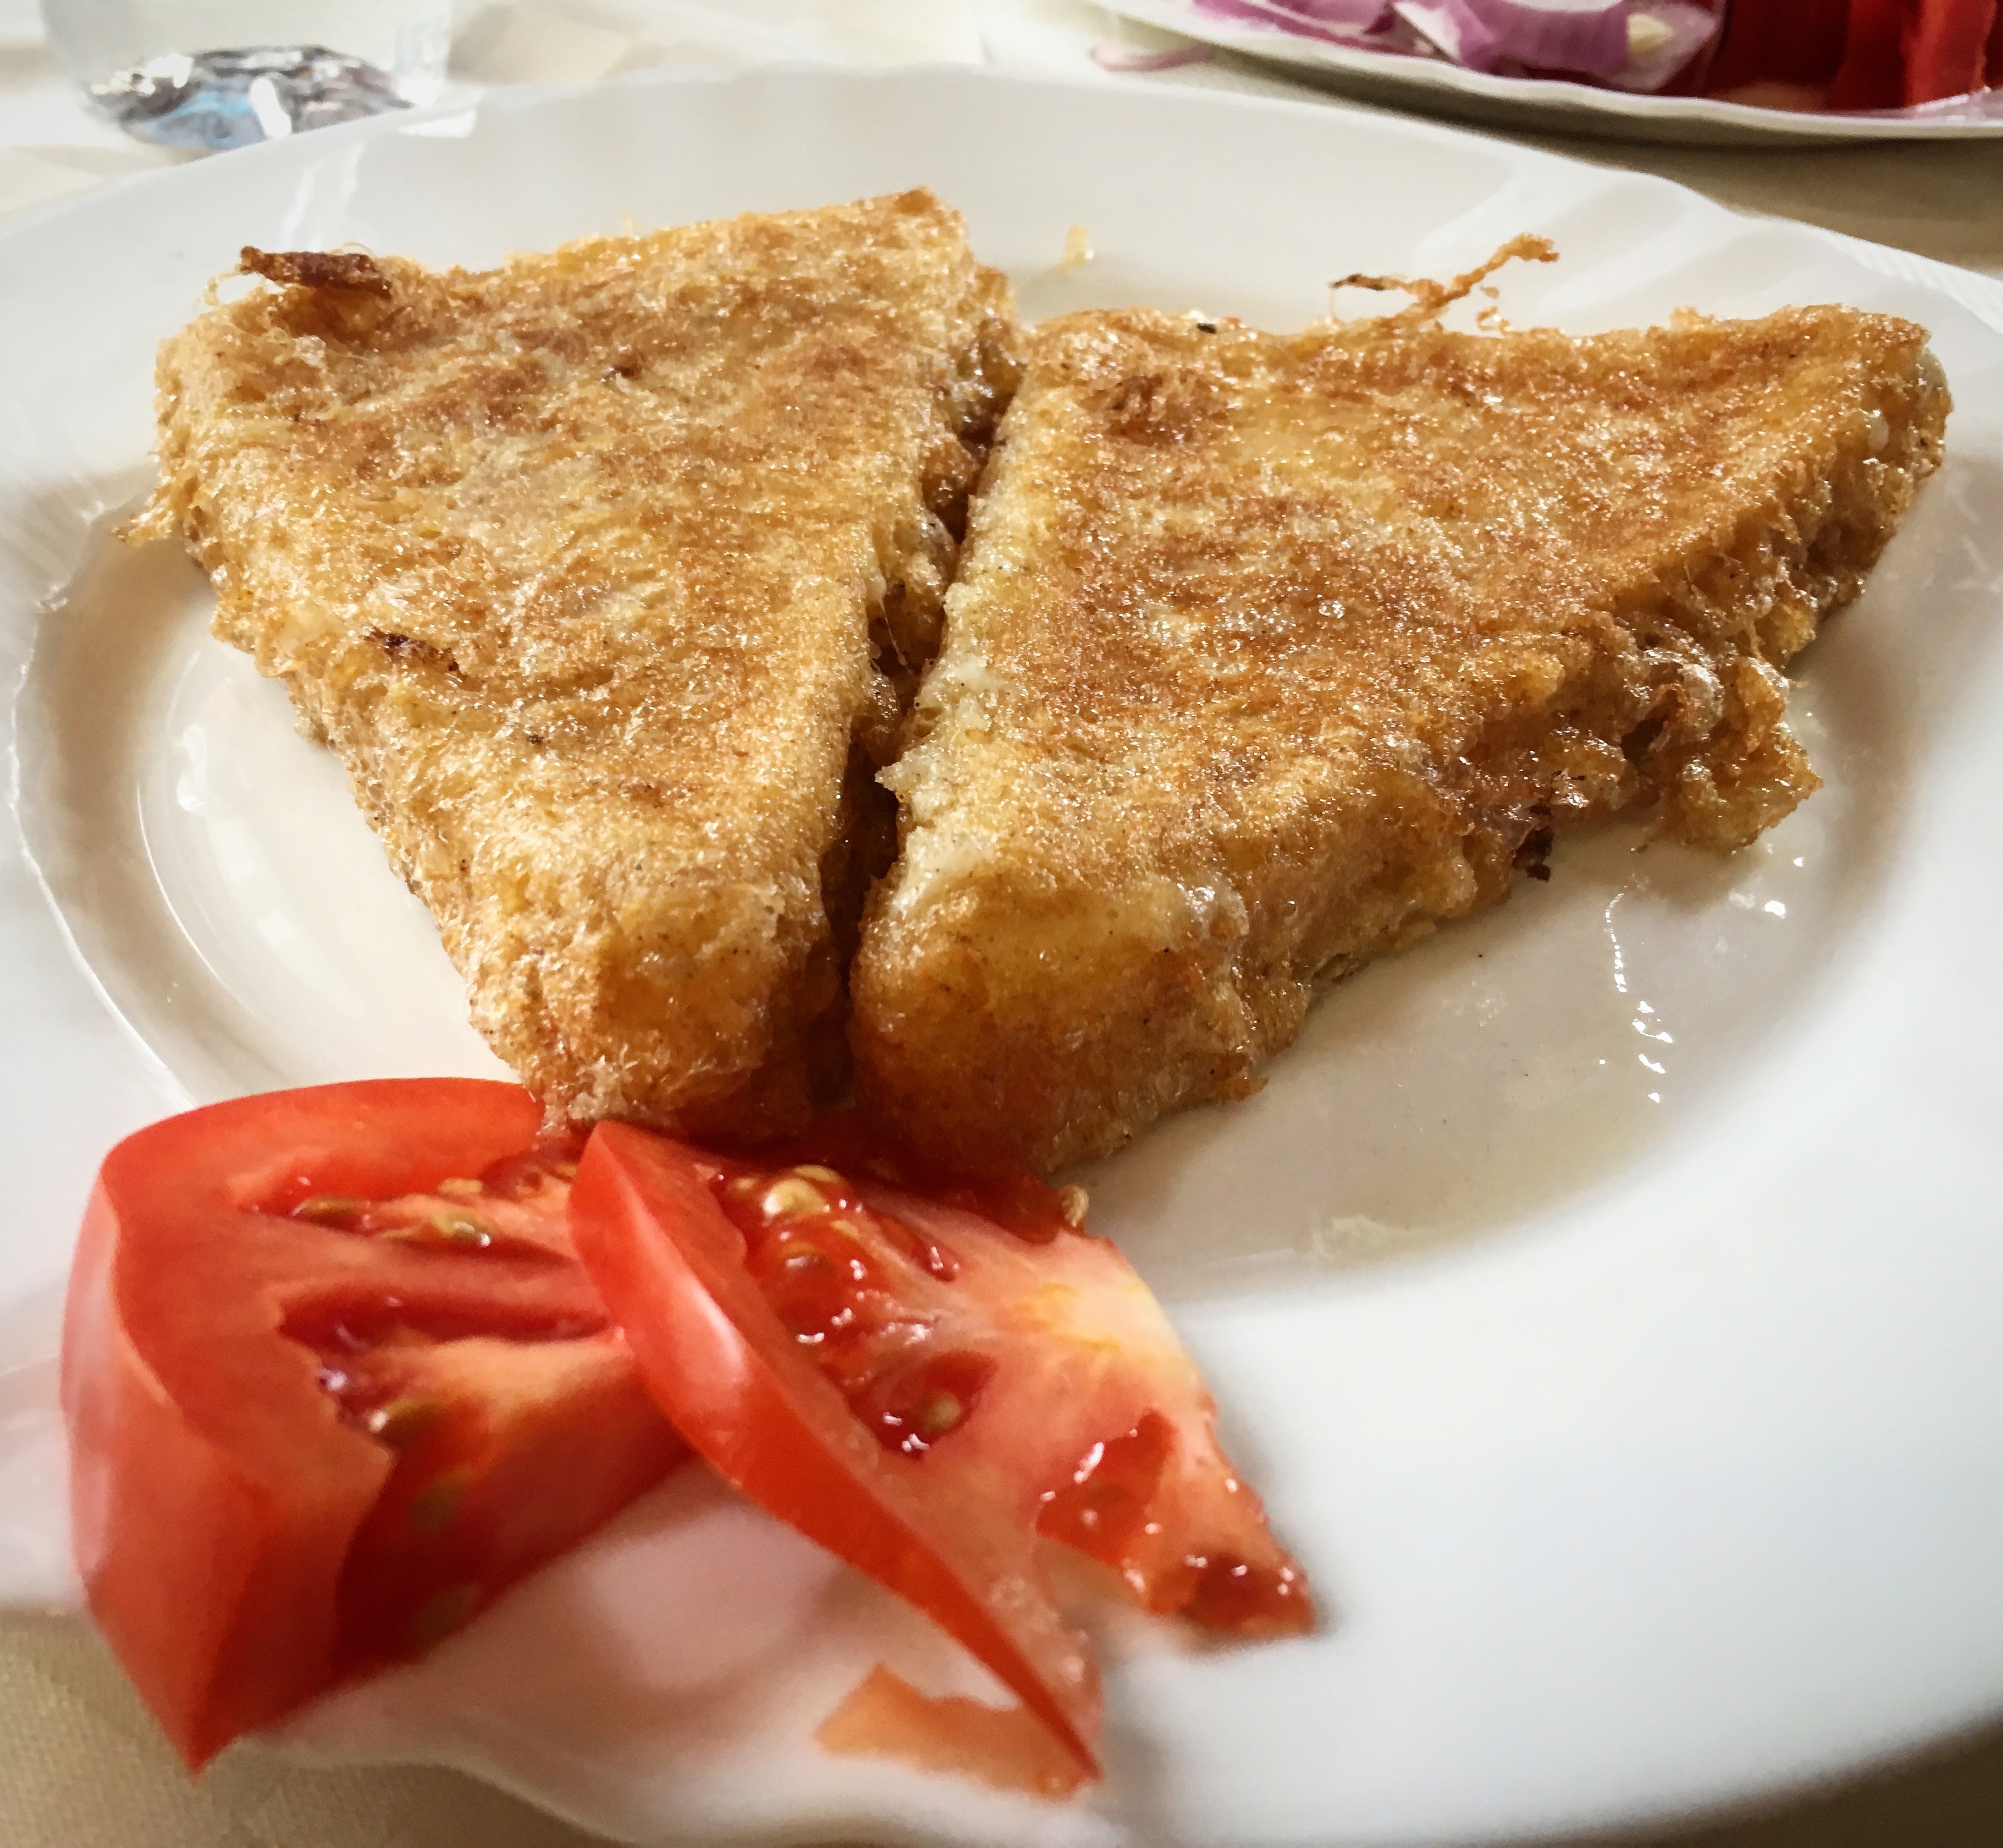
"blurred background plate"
1100,0,2003,142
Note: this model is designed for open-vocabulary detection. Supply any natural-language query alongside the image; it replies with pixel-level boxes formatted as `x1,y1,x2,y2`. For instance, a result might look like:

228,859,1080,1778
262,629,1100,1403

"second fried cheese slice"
853,297,1949,1173
135,191,1016,1142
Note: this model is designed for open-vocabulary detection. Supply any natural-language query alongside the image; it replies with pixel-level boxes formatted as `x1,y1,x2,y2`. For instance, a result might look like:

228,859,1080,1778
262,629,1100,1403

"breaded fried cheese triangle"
134,191,1016,1142
853,252,1949,1173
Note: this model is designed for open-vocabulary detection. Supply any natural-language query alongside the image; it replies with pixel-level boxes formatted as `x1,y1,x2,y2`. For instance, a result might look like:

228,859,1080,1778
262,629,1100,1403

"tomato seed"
760,1178,826,1220
293,1195,366,1227
435,1177,483,1197
913,1390,965,1437
429,1211,494,1247
863,1349,996,1456
1059,1186,1090,1228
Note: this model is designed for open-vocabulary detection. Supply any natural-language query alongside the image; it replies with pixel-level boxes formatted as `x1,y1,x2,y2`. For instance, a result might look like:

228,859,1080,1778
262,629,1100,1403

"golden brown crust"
852,301,1950,1173
238,246,392,295
137,190,1017,1141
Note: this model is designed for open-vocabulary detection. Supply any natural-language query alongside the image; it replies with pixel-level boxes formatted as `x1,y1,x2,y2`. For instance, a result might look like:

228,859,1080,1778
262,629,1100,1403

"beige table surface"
5,4,2002,1846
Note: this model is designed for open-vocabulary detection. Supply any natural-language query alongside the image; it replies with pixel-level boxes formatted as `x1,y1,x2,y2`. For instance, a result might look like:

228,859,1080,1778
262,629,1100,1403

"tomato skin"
64,1217,353,1766
571,1123,1314,1781
1705,0,1850,92
1900,0,1999,102
1828,0,1908,107
62,1080,683,1768
1737,0,2001,110
568,1123,1103,1776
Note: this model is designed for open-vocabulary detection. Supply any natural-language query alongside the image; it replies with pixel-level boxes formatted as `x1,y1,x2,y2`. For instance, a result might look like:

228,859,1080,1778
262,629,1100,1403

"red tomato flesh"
1828,0,1908,108
569,1120,1314,1780
61,1081,686,1767
1705,0,1849,92
1901,0,2001,103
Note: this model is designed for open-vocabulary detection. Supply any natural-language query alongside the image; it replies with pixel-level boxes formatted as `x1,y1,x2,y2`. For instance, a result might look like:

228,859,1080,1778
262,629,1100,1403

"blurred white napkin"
0,0,1272,224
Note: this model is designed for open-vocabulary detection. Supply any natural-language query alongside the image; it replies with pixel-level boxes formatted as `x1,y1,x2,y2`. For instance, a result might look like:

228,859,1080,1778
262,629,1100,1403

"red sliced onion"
1194,0,1394,41
1199,0,1720,90
1279,0,1397,20
1600,2,1720,91
1391,0,1504,68
1397,0,1631,77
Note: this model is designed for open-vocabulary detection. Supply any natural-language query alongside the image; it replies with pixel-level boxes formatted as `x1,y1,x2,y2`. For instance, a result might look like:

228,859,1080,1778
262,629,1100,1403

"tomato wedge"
568,1121,1314,1779
1828,0,1908,109
1705,0,1849,92
1772,0,1999,110
61,1080,686,1767
1900,0,2000,102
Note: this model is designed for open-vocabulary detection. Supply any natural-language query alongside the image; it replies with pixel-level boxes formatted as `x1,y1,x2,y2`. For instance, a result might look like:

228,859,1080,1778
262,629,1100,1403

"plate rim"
4,61,2003,1848
1,59,2001,302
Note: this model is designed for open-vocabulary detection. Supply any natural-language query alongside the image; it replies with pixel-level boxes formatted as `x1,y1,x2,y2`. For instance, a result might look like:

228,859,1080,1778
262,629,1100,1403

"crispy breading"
133,191,1016,1141
852,298,1950,1173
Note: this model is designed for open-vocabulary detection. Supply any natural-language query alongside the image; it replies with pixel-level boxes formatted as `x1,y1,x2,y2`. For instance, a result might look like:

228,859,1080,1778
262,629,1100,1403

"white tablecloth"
4,4,2000,1844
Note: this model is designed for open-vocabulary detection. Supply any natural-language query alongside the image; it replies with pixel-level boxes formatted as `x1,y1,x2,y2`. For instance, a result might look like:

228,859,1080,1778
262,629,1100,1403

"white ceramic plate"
1101,0,2003,143
5,62,2003,1848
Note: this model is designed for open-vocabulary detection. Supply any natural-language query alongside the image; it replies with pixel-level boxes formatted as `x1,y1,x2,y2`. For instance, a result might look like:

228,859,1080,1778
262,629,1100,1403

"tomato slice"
1828,0,1907,109
1900,0,1999,102
61,1080,686,1768
1828,0,2001,108
568,1120,1314,1779
1704,0,1850,92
